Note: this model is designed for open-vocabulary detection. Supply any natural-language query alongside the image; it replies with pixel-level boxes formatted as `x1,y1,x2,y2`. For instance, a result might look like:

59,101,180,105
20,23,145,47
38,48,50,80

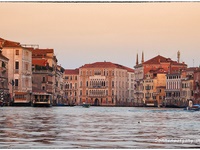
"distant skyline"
1,2,200,69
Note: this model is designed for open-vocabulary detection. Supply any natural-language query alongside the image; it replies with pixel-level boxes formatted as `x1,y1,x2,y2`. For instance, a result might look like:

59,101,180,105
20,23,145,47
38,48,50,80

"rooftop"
80,62,134,72
65,69,79,75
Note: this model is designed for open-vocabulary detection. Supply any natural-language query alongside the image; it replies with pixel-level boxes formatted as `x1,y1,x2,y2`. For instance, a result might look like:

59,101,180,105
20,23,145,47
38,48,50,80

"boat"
184,104,200,111
31,92,52,107
82,102,90,108
184,100,200,111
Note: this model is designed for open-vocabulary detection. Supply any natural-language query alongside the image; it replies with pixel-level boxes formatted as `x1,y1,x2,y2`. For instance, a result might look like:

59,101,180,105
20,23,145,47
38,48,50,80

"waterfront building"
134,52,144,106
64,69,79,105
55,65,65,105
143,67,167,107
0,49,9,105
1,38,32,105
32,48,58,105
32,59,54,106
134,52,187,106
193,68,200,104
78,62,134,106
127,69,135,106
180,67,199,106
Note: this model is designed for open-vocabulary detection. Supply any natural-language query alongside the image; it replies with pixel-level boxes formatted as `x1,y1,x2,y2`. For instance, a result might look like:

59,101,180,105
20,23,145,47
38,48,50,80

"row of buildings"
0,37,200,107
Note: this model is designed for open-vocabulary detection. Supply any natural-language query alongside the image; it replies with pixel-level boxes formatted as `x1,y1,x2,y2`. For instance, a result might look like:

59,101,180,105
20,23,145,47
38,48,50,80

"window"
80,90,82,96
42,86,45,90
25,63,28,71
15,79,18,86
16,50,19,55
112,81,114,87
43,77,46,82
15,61,19,69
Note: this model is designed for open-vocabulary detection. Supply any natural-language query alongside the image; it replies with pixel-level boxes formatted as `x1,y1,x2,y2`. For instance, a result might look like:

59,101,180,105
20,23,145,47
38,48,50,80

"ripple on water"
0,107,200,148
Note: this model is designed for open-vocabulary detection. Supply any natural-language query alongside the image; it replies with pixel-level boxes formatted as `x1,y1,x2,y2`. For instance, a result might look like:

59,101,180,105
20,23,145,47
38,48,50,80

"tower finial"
136,53,138,65
141,51,144,63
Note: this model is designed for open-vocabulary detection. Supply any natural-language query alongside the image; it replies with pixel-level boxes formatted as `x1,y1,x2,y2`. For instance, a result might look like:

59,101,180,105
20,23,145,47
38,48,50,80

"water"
0,106,200,148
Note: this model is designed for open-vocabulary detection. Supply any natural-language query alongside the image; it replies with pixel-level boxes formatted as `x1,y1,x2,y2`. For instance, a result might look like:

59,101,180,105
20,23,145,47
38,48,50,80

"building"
1,37,32,105
191,68,200,105
0,48,9,105
32,59,54,106
32,48,58,105
127,68,135,106
55,65,65,105
78,62,134,106
64,69,79,105
143,67,167,107
134,52,187,106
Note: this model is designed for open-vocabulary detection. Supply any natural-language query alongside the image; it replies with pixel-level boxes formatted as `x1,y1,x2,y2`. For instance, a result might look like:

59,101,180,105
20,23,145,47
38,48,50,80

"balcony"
22,70,32,75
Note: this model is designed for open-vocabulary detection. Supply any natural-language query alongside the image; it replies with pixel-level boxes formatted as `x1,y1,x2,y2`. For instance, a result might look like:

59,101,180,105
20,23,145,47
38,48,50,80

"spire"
177,50,180,63
141,51,144,63
136,53,138,65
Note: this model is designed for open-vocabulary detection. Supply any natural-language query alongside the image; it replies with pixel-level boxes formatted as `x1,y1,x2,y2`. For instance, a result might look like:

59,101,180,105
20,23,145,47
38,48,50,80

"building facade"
134,52,187,107
32,48,58,105
78,62,134,106
64,69,79,105
1,38,32,105
0,49,9,105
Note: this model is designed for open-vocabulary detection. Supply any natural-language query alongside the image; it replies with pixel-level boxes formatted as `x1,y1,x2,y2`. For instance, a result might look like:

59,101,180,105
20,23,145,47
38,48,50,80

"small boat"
82,103,90,108
184,105,200,111
184,100,200,111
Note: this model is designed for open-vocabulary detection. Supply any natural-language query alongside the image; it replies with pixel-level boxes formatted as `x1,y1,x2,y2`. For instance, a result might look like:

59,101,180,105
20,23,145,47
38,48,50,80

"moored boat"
31,92,52,107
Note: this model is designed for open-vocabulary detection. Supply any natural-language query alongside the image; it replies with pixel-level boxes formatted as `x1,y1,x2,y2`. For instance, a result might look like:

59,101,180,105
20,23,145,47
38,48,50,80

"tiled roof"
80,62,134,72
65,69,79,74
32,49,54,54
143,55,172,64
0,37,21,48
32,59,47,66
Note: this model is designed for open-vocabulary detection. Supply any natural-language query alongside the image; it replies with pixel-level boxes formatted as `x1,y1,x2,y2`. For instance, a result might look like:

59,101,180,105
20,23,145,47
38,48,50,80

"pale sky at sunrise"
1,2,200,69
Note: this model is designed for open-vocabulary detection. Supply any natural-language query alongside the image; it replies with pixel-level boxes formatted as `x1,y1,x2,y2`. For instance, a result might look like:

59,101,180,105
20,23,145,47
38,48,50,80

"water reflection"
0,107,200,148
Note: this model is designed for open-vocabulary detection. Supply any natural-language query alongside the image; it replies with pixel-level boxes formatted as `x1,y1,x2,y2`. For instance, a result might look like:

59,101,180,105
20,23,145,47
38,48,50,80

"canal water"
0,106,200,149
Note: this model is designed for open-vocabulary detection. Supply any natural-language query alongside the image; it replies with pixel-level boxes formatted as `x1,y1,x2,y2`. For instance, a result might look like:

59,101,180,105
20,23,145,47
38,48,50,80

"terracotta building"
78,62,134,106
64,69,79,105
134,52,187,106
1,37,32,105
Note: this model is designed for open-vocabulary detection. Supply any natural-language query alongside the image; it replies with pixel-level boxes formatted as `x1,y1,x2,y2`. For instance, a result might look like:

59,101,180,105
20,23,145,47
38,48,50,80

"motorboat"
82,103,90,108
184,100,200,111
184,104,200,111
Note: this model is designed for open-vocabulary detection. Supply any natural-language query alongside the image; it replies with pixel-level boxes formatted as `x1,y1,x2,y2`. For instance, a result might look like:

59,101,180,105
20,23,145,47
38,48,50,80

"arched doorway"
94,98,100,106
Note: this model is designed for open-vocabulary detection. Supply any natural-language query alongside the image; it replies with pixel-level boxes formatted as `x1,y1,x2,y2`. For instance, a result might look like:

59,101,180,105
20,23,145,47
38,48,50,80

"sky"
1,2,200,69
